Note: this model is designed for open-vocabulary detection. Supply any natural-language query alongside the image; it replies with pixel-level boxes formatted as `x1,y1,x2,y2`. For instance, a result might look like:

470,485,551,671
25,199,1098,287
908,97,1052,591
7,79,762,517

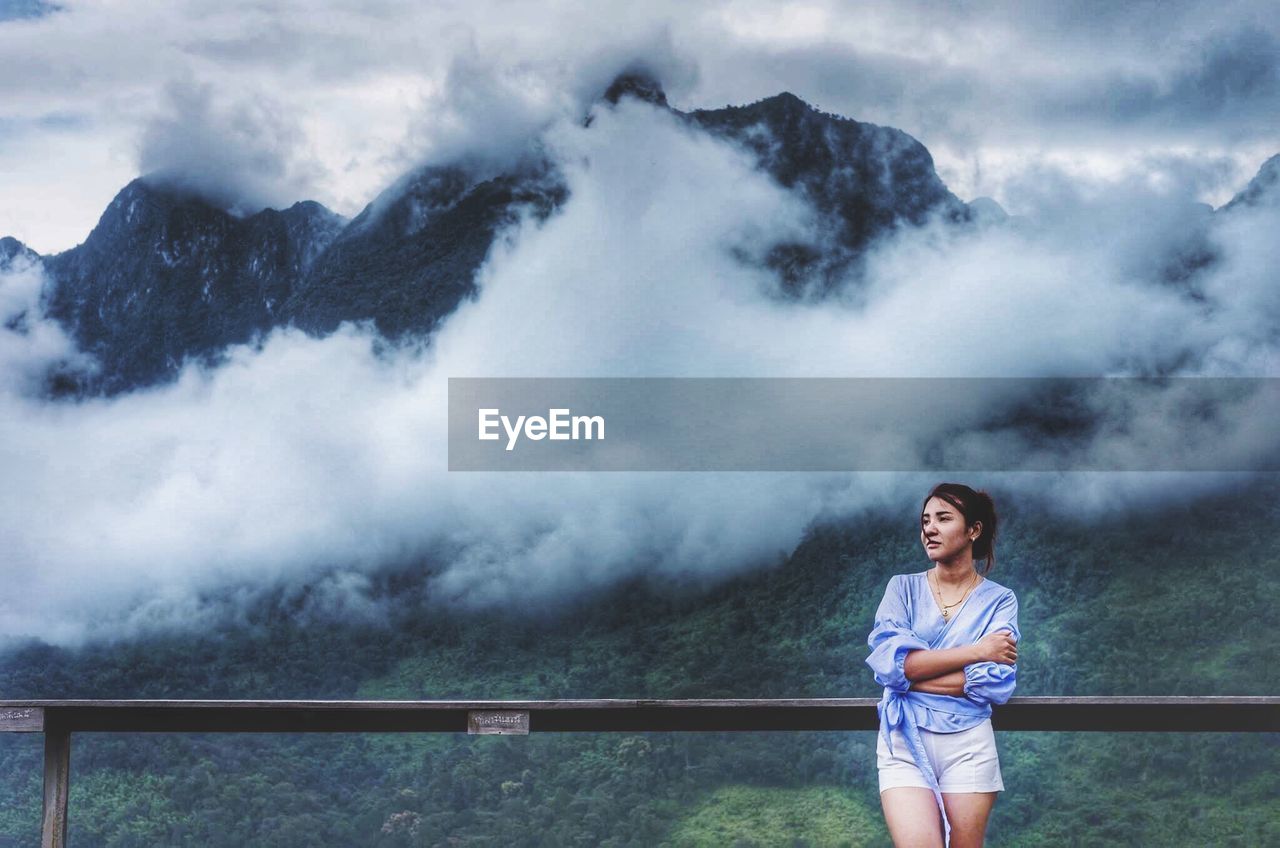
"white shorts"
877,718,1004,794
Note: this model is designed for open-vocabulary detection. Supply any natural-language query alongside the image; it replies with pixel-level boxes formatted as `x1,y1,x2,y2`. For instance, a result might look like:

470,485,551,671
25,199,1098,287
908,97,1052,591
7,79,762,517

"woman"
866,483,1019,848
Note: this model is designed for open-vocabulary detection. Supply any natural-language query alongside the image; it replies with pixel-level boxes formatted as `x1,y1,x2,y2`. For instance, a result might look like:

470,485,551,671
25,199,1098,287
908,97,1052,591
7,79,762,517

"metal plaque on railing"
467,710,530,735
0,706,43,732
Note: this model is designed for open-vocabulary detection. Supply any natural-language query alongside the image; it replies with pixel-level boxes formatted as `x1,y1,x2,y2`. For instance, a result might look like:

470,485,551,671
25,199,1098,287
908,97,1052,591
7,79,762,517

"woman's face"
921,496,979,564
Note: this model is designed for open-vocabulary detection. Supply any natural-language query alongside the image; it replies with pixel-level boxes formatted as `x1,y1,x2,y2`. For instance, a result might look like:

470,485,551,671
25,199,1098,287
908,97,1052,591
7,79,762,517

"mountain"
18,72,983,395
1222,153,1280,210
687,90,970,292
27,72,1273,396
282,160,567,339
0,236,39,271
602,68,670,107
602,69,971,293
1145,153,1280,297
43,179,346,393
285,71,975,340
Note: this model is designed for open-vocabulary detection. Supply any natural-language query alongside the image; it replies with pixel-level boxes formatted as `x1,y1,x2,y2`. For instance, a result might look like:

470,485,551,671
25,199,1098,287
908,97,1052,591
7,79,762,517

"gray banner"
447,377,1280,471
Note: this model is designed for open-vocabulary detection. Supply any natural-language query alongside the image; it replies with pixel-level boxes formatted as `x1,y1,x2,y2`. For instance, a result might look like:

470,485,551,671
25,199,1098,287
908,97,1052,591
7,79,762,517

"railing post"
41,719,70,848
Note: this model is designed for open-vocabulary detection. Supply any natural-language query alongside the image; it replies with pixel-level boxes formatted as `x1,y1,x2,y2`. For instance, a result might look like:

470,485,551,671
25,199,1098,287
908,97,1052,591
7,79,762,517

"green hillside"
1,479,1277,845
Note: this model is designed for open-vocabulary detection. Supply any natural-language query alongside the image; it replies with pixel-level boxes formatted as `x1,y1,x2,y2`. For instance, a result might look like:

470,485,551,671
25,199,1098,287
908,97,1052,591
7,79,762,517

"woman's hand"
974,629,1018,665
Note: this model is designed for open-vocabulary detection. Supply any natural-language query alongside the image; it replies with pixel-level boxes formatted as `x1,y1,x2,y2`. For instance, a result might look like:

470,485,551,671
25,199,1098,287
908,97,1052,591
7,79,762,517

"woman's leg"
880,787,944,847
940,792,997,848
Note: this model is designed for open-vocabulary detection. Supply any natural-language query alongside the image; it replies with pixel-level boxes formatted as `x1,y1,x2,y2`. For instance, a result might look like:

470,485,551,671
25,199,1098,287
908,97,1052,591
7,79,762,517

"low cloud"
136,77,326,214
0,252,93,394
395,26,699,178
1,95,1278,645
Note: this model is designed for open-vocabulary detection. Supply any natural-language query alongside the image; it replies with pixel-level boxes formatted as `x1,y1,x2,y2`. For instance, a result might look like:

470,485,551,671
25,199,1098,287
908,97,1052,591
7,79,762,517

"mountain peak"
108,176,163,213
1223,153,1280,210
762,91,809,110
0,235,39,269
603,69,668,108
119,175,210,208
967,197,1009,225
44,174,346,393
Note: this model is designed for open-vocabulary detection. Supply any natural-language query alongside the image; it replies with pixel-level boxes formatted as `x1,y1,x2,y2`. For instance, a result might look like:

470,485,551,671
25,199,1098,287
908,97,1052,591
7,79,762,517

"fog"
0,86,1276,643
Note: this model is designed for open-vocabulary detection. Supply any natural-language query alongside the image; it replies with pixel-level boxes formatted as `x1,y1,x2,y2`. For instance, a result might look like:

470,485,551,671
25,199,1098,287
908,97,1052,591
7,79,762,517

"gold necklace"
930,569,978,621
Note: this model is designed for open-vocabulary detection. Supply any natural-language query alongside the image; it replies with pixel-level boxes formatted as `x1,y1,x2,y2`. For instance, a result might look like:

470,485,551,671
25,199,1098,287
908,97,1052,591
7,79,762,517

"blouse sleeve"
963,590,1020,706
866,575,929,693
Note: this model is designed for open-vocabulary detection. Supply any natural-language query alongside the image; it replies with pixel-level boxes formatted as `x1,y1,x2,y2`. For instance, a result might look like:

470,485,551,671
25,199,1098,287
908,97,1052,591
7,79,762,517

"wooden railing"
3,696,1277,848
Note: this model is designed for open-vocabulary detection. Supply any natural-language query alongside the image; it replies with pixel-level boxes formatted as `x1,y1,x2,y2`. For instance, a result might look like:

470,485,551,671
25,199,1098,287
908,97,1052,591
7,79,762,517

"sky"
0,0,1277,253
0,1,1278,643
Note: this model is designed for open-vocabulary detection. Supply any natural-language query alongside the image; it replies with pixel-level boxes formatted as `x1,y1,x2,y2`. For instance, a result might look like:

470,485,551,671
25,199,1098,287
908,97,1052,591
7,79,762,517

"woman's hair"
922,482,999,574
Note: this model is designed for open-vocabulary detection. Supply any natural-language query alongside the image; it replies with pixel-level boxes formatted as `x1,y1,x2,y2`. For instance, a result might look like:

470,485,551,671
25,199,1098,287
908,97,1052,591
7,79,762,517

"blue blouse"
866,570,1020,846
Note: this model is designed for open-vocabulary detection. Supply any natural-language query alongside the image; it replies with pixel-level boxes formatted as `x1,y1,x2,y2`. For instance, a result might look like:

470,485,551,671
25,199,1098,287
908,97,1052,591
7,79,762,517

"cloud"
3,1,1278,251
0,252,94,394
137,77,326,214
1167,25,1280,119
1034,25,1280,133
392,25,699,179
680,5,1280,204
1,97,1277,644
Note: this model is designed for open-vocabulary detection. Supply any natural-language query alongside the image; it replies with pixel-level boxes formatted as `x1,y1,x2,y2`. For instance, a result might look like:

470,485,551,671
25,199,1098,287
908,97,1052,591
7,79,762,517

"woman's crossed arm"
905,631,1017,696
